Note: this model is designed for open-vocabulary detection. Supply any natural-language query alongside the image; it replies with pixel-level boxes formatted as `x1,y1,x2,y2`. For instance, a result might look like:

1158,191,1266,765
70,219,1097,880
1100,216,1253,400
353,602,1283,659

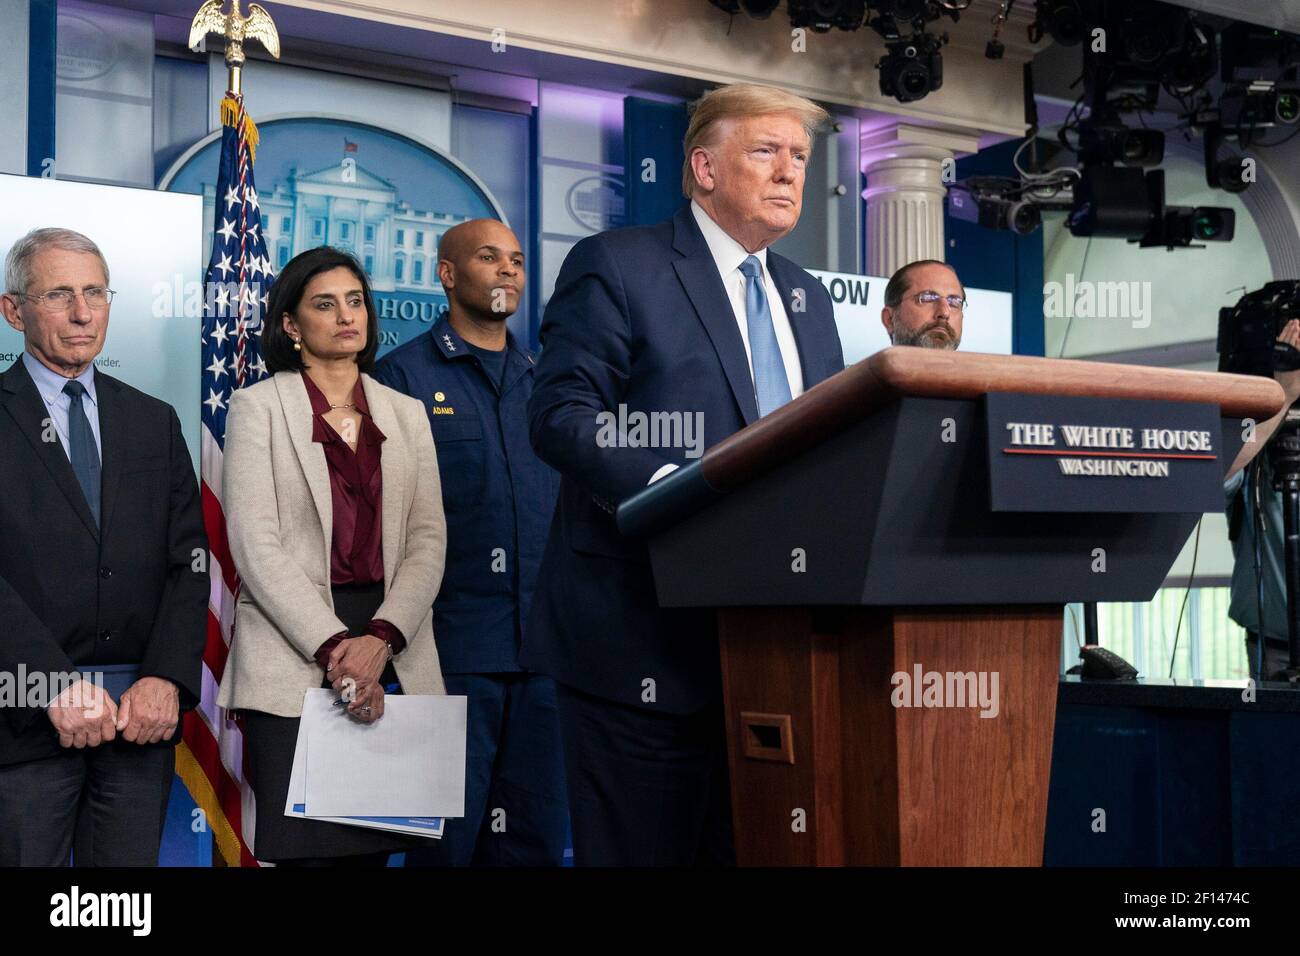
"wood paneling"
719,604,1062,866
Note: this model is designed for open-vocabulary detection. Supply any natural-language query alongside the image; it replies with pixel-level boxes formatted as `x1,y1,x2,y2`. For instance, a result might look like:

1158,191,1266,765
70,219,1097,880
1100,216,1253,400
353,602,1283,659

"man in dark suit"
524,83,845,865
0,227,207,866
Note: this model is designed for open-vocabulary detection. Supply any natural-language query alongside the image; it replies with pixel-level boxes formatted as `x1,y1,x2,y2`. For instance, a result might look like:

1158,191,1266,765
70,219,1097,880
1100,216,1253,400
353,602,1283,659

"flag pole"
182,0,282,870
189,0,282,152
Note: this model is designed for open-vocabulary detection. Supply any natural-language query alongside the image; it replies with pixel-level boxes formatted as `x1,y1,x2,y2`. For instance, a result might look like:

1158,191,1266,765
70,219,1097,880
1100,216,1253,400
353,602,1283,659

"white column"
860,123,982,278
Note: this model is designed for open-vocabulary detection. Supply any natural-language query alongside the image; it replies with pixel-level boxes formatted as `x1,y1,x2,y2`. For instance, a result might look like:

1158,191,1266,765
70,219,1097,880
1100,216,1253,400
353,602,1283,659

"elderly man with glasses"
881,259,967,350
0,227,207,866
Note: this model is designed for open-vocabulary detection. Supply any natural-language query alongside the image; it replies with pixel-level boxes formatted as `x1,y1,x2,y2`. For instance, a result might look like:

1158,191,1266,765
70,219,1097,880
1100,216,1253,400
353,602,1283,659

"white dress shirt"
690,200,805,402
648,203,806,486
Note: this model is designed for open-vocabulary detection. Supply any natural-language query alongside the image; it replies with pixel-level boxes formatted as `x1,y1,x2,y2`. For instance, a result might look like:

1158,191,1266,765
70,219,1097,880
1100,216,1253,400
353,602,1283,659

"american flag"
177,91,273,868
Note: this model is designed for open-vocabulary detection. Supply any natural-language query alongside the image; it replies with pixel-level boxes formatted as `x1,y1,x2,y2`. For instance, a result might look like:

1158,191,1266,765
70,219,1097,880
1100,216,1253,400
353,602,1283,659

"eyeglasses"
912,290,966,312
15,287,116,312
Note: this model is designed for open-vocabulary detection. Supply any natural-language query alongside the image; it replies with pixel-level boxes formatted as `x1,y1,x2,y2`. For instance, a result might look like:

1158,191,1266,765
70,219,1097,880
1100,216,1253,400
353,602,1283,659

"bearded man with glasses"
0,227,207,866
881,259,967,350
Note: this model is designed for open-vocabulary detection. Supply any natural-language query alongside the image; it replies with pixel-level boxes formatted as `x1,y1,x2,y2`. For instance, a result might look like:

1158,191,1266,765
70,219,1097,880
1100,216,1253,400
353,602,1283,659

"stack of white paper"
285,689,468,839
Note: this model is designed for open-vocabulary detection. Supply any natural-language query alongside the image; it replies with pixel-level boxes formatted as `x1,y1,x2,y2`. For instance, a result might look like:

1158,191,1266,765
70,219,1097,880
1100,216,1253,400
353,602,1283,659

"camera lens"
1009,200,1042,235
1195,209,1226,239
899,62,930,99
1276,92,1300,124
1120,133,1147,163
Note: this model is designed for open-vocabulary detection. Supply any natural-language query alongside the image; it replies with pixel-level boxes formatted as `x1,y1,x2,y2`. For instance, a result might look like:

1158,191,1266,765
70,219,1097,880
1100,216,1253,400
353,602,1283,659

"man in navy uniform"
373,218,566,865
524,83,845,865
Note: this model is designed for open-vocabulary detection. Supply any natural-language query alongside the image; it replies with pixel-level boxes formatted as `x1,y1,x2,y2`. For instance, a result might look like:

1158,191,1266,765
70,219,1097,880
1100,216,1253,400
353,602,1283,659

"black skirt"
242,580,428,863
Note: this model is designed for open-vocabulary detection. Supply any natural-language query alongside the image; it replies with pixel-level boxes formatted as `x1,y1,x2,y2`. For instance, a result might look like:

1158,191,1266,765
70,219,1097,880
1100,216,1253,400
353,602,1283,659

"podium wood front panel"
717,605,1062,866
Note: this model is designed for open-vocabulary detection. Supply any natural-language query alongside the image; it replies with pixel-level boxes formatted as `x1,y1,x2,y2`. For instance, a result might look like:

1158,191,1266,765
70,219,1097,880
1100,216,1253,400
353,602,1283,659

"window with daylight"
415,231,425,248
1062,587,1248,681
365,224,376,243
396,228,405,246
413,258,423,283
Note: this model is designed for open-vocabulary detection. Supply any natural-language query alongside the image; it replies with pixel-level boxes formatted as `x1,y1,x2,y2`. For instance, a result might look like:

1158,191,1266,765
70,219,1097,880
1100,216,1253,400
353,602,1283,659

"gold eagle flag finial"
189,0,281,97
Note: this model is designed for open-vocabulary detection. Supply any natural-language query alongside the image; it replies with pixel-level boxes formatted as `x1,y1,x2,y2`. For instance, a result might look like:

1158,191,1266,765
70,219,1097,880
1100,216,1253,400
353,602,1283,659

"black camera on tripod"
1219,282,1300,503
878,31,945,103
1217,281,1300,380
1220,282,1300,682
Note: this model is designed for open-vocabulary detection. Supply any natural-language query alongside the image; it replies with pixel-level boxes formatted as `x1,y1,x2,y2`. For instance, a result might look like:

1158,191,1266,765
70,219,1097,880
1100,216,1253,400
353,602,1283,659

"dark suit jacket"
523,204,845,714
0,357,208,767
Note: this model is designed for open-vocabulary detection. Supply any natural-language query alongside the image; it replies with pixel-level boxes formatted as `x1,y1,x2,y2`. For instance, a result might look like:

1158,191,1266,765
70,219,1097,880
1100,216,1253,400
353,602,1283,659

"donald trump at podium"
523,83,845,866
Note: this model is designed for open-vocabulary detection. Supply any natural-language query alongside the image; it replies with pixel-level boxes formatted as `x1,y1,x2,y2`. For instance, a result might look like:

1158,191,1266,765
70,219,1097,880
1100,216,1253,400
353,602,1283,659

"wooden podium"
616,348,1284,866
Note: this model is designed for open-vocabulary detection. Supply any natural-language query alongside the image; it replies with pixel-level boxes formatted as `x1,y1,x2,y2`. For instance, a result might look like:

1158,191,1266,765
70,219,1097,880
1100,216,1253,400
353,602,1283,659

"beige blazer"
217,370,446,718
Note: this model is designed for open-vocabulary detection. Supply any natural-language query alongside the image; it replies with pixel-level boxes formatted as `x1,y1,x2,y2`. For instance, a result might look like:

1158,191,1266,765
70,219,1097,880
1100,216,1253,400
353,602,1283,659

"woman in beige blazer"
218,246,446,866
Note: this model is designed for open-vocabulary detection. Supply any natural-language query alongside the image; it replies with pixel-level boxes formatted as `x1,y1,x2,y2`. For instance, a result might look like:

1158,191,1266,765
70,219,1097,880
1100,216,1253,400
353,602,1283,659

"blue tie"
63,380,101,526
739,255,792,417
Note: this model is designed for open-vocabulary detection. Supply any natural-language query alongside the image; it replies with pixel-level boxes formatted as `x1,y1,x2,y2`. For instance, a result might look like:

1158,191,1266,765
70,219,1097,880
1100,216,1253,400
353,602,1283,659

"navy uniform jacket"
523,203,845,715
372,317,558,674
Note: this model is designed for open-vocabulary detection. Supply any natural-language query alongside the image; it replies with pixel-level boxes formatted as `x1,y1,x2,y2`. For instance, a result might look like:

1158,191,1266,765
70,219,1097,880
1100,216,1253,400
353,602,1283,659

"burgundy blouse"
300,372,405,666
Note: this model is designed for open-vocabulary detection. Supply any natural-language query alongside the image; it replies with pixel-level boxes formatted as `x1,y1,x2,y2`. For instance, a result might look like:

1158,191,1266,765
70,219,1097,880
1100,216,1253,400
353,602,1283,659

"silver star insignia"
442,334,456,352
